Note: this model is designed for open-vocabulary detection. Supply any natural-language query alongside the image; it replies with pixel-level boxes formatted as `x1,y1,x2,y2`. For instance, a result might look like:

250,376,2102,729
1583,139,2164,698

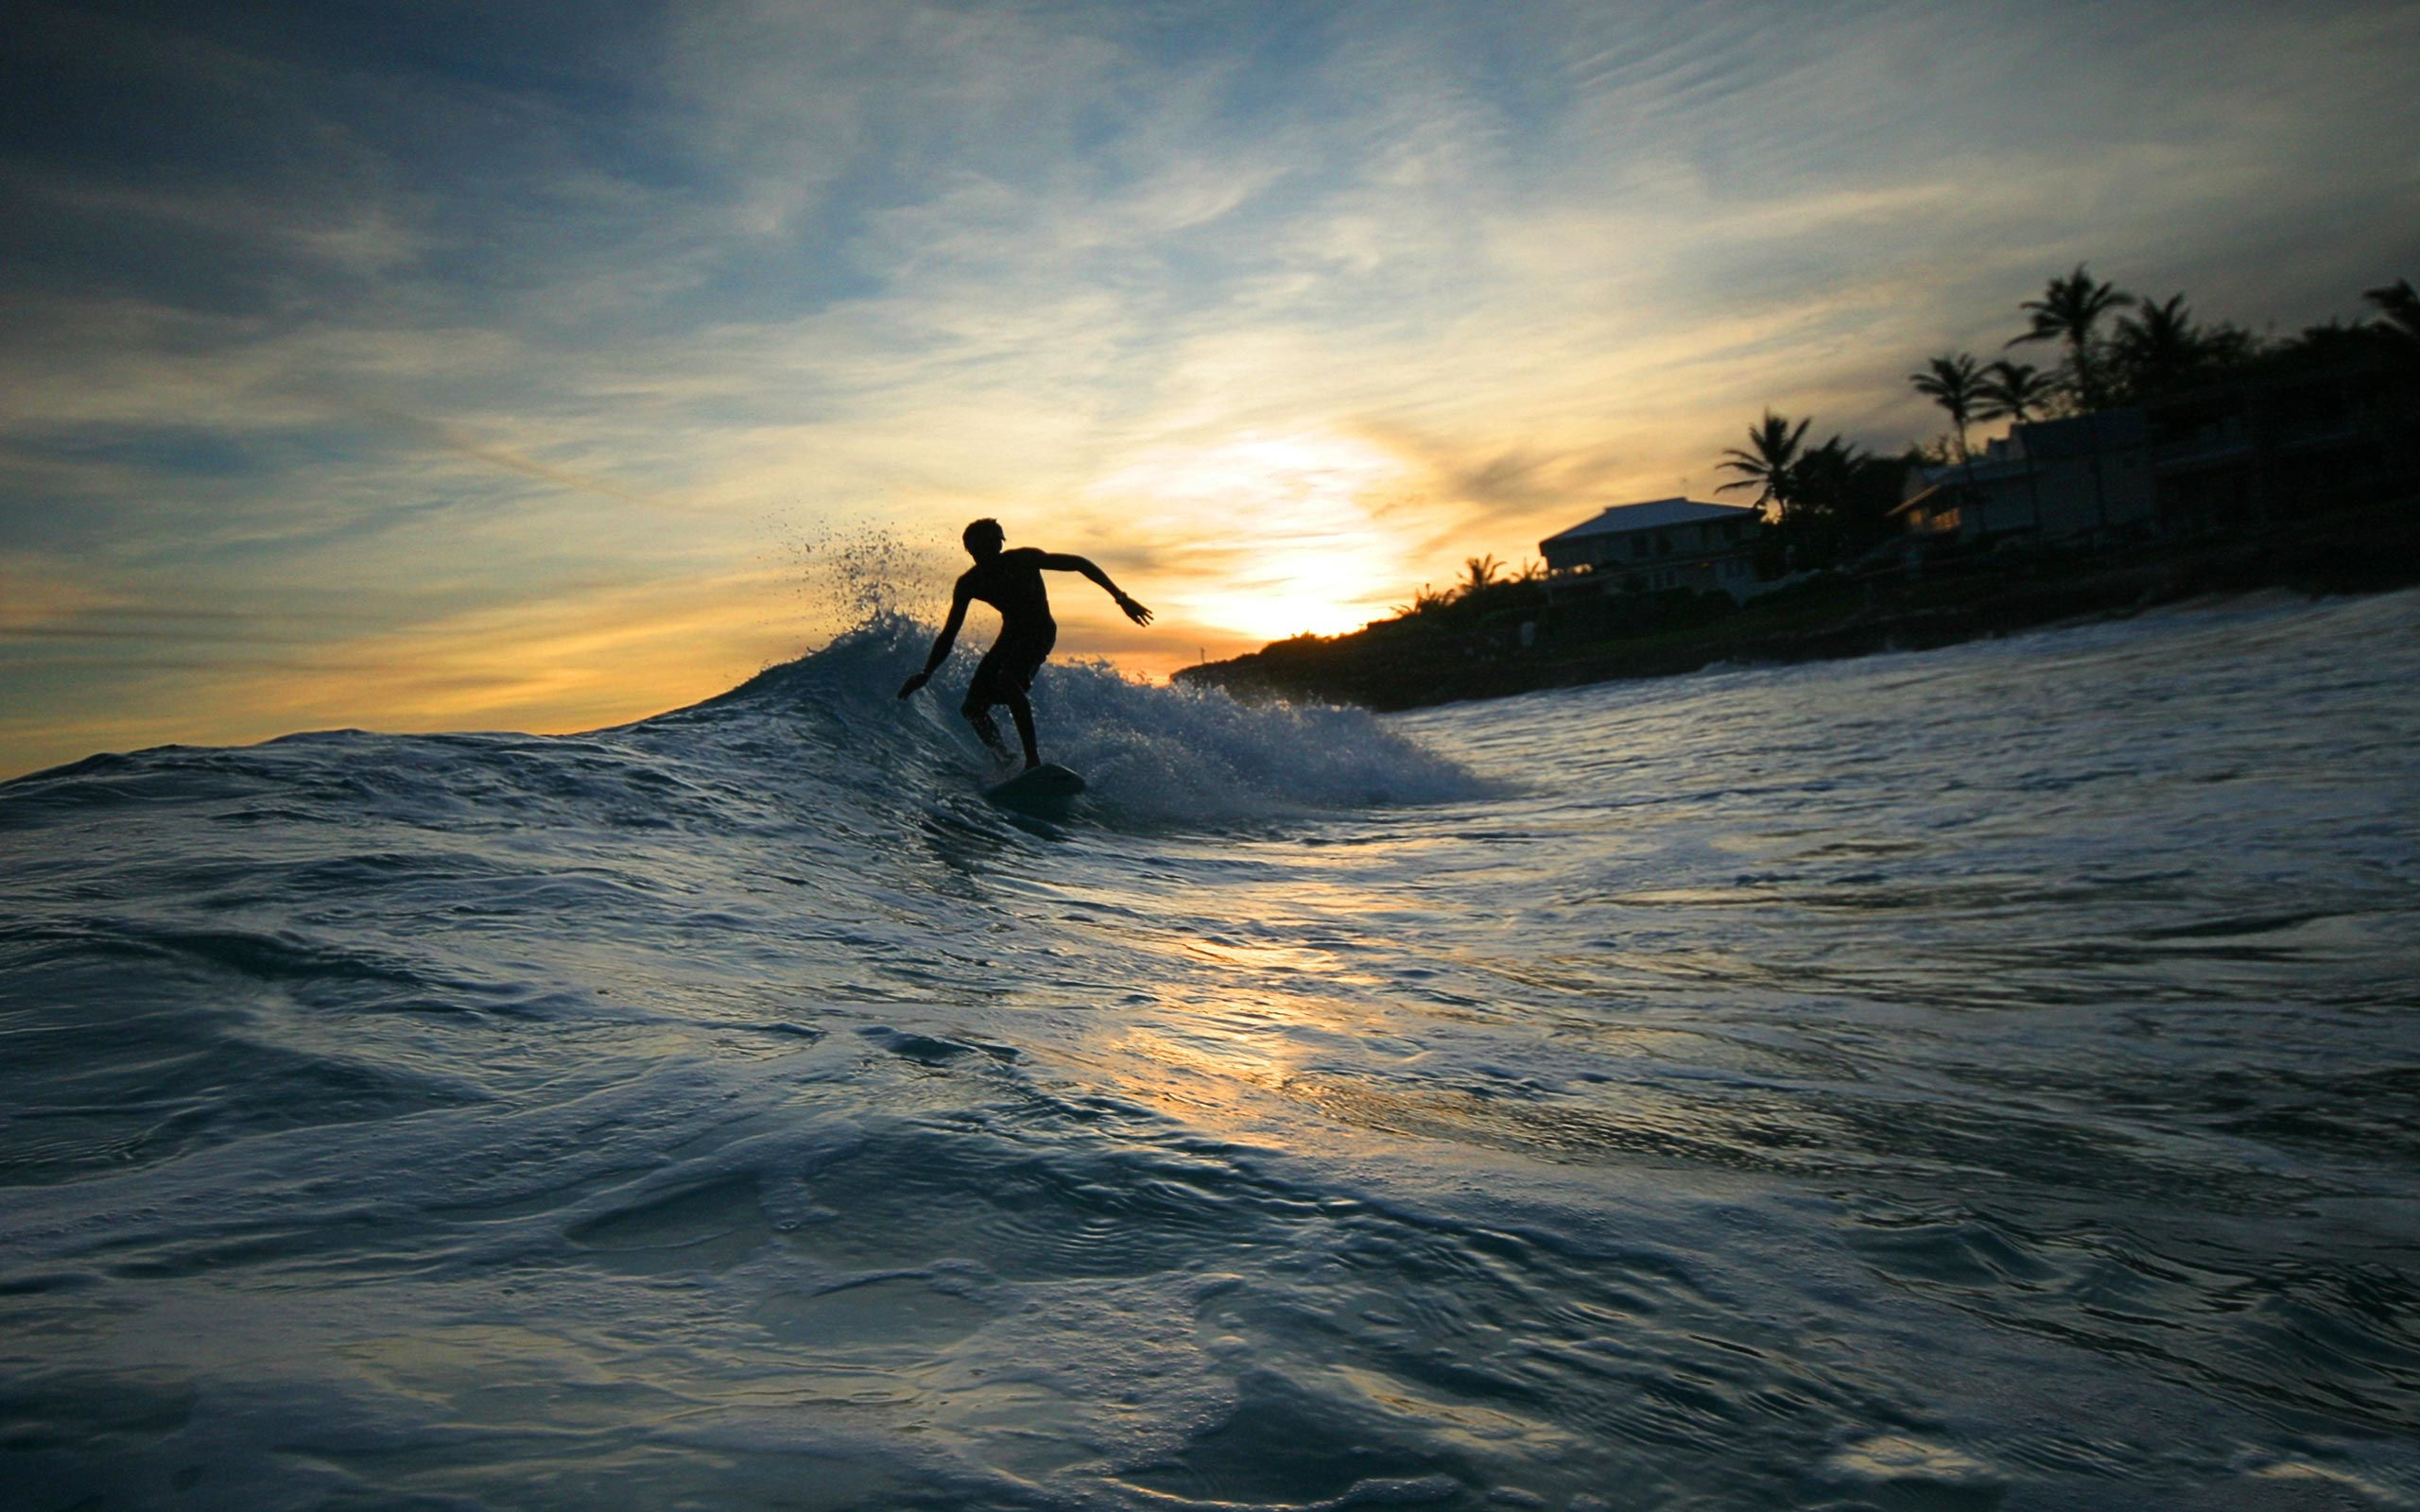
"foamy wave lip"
709,611,934,711
697,617,1491,826
1035,658,1492,823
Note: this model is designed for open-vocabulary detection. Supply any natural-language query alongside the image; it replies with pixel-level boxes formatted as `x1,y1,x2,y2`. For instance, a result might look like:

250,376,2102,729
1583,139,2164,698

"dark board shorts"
965,622,1056,708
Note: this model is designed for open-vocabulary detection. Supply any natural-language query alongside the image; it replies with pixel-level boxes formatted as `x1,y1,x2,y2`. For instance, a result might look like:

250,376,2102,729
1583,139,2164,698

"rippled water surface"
4,591,2416,1511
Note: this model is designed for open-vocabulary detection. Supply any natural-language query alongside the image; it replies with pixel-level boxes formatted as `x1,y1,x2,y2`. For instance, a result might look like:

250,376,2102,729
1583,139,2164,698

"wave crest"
696,615,1486,825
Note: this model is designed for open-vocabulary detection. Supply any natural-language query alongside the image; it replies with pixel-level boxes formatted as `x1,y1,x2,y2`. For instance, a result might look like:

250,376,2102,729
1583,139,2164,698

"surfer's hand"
897,672,929,699
1116,593,1153,627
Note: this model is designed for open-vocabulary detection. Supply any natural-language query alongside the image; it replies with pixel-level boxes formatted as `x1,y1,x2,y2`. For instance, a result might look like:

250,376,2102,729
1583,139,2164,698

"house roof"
2015,408,2147,459
1539,498,1755,547
1910,453,2037,492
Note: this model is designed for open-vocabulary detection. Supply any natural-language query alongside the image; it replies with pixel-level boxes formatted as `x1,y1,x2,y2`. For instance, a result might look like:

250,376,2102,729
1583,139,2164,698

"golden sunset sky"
5,0,2417,776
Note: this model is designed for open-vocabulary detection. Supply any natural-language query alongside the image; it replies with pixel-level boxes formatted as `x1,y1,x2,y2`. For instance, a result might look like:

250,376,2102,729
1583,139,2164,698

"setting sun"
1091,430,1426,642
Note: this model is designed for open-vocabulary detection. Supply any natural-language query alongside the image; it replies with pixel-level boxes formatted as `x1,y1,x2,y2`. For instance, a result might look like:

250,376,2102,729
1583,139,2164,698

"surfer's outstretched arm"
898,584,972,698
1040,553,1152,626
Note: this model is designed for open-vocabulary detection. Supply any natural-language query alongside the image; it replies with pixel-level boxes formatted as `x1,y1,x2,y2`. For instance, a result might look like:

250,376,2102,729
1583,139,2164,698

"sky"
4,0,2417,777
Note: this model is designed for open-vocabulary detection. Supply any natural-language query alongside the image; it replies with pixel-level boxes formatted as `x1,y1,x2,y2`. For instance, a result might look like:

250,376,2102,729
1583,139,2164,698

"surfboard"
985,763,1086,814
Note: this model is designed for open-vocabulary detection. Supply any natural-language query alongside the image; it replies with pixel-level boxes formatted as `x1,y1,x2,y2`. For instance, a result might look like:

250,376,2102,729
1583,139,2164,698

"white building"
1538,497,1765,601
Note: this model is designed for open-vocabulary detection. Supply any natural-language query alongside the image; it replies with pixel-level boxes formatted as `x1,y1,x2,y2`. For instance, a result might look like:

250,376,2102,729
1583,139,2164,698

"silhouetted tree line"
1953,265,2415,418
1384,552,1549,629
1366,268,2419,631
1717,410,1910,575
1720,268,2419,572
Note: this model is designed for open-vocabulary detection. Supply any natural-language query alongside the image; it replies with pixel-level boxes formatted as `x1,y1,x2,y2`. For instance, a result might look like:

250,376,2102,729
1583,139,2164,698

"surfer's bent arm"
1040,553,1153,627
898,586,971,698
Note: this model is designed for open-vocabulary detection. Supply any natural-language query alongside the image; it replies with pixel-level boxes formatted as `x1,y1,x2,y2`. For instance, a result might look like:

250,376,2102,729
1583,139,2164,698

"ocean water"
3,590,2415,1512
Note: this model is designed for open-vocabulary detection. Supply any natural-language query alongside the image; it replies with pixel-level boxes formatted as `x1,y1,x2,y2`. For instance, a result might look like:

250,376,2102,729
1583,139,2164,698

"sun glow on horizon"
1090,430,1428,643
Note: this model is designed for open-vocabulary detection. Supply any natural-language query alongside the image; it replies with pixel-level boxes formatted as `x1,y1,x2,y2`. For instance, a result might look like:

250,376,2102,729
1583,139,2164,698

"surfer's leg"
1006,692,1040,769
1004,627,1051,770
961,644,1017,760
959,697,1013,759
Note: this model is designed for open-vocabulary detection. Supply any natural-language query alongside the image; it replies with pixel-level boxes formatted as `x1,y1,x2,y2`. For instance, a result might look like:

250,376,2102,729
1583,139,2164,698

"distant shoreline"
1174,501,2420,712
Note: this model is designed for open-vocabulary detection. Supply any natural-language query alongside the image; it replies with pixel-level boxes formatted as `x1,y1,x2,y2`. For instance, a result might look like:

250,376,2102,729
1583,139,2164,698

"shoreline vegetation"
1176,268,2420,711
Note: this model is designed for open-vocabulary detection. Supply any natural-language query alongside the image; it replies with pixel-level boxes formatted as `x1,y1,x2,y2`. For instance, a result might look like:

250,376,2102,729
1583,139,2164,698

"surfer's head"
961,518,1006,561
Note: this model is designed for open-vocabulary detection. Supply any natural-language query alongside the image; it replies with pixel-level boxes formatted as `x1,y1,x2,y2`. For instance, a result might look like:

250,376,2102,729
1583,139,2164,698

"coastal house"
1892,411,2155,544
1537,498,1764,602
2146,353,2413,535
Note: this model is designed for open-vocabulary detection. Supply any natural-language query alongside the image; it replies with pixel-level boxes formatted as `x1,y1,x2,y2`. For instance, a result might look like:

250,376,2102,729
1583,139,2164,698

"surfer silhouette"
897,519,1152,768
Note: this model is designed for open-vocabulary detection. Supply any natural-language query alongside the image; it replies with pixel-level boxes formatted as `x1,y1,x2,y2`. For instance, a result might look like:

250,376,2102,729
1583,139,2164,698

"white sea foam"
698,610,1492,827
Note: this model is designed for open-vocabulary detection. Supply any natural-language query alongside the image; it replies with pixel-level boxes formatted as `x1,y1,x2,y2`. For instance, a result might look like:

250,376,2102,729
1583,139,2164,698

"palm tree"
1790,435,1870,520
1974,359,2055,534
1910,353,1984,461
2108,293,2206,401
1787,436,1858,567
2011,263,2133,410
1717,410,1811,520
1765,438,1910,569
1974,359,2057,424
1460,555,1504,595
2365,278,2420,342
